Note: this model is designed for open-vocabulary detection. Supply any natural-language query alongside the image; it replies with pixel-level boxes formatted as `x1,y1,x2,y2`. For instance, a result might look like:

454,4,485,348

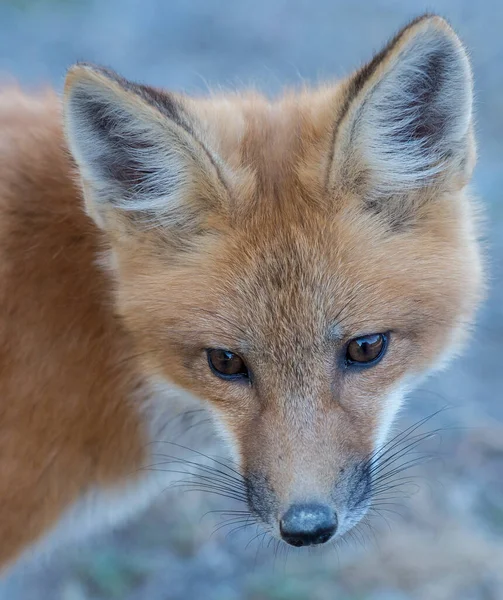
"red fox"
0,14,484,570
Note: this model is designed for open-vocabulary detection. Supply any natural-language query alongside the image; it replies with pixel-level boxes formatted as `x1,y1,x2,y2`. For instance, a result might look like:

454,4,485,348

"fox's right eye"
206,349,250,382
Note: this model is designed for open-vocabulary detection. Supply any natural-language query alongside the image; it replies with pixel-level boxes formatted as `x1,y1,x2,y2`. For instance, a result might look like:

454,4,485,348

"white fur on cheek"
374,379,413,451
374,326,467,452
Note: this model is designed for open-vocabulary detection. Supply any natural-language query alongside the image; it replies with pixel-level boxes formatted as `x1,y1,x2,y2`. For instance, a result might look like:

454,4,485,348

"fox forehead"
185,86,337,195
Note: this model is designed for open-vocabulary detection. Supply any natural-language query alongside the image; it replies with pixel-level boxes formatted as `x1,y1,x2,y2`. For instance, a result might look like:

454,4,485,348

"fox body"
0,15,484,569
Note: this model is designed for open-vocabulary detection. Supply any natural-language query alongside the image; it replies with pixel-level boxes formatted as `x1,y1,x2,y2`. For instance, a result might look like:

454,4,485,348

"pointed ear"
63,64,228,232
330,15,474,202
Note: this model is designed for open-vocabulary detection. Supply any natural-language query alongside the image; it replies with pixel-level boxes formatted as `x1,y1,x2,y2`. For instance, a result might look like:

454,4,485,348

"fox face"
64,16,483,546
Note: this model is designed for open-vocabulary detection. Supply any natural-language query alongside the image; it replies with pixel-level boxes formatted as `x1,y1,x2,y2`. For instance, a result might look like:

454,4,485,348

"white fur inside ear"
64,74,205,227
348,22,472,195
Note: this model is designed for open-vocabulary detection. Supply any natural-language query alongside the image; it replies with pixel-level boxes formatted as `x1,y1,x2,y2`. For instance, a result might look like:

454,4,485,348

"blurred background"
0,1,502,598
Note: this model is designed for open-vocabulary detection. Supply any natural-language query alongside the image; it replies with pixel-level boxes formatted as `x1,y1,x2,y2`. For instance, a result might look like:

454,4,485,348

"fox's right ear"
63,64,229,232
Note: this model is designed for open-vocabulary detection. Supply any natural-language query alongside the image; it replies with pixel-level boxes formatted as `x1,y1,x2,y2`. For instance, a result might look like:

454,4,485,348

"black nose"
280,503,337,547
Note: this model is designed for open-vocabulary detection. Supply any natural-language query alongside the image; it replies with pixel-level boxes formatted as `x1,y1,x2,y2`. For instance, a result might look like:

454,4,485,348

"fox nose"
280,503,337,547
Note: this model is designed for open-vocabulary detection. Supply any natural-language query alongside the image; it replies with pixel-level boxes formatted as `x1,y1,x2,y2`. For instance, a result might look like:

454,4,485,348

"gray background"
0,0,502,598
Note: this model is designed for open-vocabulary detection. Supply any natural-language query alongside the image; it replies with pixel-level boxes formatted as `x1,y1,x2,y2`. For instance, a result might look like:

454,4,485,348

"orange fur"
0,88,146,568
0,15,484,567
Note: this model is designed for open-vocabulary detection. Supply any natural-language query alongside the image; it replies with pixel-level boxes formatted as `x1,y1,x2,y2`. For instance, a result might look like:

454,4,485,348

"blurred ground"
0,1,502,599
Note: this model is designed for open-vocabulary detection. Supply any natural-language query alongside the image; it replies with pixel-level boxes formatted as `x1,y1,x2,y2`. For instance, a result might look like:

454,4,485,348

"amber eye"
207,349,250,381
346,333,388,366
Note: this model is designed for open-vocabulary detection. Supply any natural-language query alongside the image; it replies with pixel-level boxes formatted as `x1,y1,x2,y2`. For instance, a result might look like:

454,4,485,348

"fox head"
63,15,483,546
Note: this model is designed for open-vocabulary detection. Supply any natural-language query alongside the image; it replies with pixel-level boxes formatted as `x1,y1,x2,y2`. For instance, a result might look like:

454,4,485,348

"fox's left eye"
345,333,388,366
207,349,250,381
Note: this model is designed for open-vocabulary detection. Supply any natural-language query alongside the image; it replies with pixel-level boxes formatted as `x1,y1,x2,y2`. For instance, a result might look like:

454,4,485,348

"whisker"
369,506,406,520
168,477,246,496
368,439,437,477
371,480,421,497
272,539,281,572
212,516,251,531
369,508,393,532
211,517,255,538
225,521,256,540
201,509,250,521
246,529,267,551
151,441,245,481
169,477,247,499
368,432,446,476
365,409,449,468
172,486,247,503
146,456,245,488
137,464,245,496
148,452,245,483
172,417,214,441
373,455,434,485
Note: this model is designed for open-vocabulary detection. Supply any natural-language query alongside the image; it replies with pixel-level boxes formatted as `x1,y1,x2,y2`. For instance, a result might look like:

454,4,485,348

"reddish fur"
0,89,145,568
0,15,484,568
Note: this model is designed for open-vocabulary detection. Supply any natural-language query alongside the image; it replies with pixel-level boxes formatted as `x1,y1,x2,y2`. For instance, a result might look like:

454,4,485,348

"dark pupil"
348,334,383,363
210,350,246,375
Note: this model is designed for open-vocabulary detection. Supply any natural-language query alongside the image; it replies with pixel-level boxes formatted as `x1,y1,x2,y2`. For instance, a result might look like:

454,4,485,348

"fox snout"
245,460,373,546
241,406,375,546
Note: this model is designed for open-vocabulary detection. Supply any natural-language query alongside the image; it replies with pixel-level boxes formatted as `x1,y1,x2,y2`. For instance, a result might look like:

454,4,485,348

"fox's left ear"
330,15,474,200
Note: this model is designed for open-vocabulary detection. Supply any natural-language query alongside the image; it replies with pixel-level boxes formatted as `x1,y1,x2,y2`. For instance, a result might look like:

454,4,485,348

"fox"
0,14,484,571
